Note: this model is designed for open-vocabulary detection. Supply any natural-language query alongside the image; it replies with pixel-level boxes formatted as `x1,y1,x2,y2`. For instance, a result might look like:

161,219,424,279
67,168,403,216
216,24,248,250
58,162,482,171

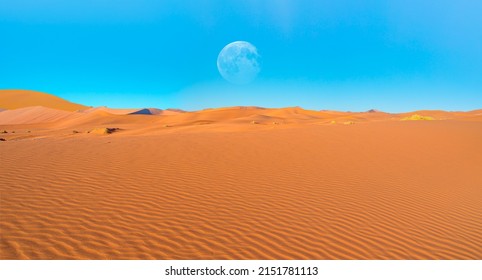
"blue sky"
1,0,481,112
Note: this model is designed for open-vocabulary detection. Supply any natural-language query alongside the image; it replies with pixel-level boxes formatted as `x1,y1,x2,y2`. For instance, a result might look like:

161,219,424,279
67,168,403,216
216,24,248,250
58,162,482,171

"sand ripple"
1,122,481,259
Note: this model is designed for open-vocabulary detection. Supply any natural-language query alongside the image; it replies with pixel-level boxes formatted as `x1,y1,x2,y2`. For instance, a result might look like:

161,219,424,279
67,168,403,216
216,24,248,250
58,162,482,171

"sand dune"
79,107,142,115
0,90,87,111
1,115,482,260
398,110,455,120
1,91,481,260
129,108,179,115
79,106,183,116
0,90,476,129
0,106,79,125
468,109,482,115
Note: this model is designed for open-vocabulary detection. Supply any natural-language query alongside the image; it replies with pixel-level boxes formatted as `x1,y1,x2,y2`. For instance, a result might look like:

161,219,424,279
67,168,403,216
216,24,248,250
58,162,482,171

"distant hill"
0,89,88,111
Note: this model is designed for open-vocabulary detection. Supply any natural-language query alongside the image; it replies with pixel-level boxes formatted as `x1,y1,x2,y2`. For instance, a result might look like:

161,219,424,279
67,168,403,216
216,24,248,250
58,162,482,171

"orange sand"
0,90,87,111
1,91,481,259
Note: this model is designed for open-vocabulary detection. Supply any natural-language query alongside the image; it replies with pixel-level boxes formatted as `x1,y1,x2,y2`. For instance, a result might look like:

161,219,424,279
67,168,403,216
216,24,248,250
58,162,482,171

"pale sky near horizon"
1,0,481,112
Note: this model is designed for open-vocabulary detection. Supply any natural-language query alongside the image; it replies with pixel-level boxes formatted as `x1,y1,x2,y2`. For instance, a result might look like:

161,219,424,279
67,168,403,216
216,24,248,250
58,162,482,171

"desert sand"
1,90,481,259
0,90,87,111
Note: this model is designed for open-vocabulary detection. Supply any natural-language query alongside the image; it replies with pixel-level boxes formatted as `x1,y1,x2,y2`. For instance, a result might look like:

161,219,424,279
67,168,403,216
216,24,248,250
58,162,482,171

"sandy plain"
1,90,481,259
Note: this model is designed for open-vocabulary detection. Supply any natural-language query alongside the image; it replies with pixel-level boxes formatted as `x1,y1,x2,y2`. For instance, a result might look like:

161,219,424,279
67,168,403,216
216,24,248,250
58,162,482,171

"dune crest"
0,90,87,111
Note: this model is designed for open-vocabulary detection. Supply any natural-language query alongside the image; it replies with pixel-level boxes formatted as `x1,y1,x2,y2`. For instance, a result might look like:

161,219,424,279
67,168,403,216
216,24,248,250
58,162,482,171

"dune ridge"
0,90,480,129
0,90,87,111
1,90,481,259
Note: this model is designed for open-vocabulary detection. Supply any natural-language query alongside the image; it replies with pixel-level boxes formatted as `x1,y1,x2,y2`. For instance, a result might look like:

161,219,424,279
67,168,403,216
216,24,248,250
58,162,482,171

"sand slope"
0,106,79,125
1,91,481,259
0,90,88,111
1,117,481,259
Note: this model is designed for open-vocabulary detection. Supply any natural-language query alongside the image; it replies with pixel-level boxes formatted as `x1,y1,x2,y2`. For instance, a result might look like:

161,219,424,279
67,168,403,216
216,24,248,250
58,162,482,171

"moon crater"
217,41,261,85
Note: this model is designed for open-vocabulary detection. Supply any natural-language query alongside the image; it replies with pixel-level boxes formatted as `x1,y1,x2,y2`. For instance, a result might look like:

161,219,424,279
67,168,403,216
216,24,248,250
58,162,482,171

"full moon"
217,41,261,85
